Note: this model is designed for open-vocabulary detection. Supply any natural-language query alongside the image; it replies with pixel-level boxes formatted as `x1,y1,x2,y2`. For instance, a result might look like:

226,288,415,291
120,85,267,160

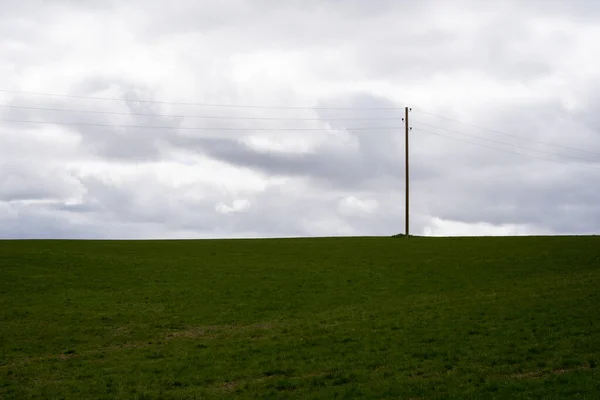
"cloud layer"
1,0,599,238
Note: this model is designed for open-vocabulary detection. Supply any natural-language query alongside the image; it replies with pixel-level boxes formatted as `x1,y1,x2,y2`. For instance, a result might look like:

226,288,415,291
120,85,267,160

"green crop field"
1,236,599,399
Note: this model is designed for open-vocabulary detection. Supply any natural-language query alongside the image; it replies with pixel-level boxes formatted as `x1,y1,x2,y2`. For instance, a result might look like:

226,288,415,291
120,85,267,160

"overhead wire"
0,118,403,131
3,117,597,167
0,104,405,121
412,107,600,157
1,88,598,166
412,127,600,170
0,89,406,110
412,120,599,164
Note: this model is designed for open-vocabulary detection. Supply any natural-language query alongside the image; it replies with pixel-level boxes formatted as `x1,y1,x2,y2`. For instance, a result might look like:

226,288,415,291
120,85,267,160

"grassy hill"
1,236,599,399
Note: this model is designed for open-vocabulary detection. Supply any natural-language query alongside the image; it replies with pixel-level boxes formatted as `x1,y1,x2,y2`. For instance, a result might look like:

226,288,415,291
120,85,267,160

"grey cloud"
573,92,600,135
170,93,439,190
0,203,201,240
176,136,371,187
409,101,600,234
519,0,600,20
348,12,556,84
3,81,184,162
0,161,82,202
0,171,397,239
127,0,572,85
433,194,600,235
5,85,440,190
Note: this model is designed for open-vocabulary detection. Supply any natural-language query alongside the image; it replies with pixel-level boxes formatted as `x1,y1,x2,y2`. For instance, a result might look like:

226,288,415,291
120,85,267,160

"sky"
1,0,599,239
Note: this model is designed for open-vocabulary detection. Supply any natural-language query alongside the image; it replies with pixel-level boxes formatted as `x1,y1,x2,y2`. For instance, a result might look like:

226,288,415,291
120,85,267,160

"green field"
1,236,599,399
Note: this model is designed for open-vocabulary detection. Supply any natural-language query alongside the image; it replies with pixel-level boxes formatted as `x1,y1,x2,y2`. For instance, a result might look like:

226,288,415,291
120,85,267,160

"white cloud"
423,217,551,237
216,199,250,214
338,196,378,215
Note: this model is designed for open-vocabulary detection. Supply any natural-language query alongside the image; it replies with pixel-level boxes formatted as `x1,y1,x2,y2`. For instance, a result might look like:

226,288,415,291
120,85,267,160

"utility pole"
405,106,410,237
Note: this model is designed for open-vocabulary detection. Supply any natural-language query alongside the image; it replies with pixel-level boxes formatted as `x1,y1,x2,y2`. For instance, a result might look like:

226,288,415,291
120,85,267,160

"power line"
4,115,596,165
413,127,600,170
412,121,599,164
412,107,600,157
0,118,403,132
0,89,406,110
0,104,405,121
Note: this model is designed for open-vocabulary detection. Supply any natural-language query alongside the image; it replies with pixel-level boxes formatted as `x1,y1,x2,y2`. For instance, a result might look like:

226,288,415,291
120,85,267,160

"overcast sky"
1,0,599,239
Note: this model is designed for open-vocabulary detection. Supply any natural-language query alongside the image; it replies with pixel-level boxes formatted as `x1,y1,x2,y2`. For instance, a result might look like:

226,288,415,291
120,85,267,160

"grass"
0,236,599,399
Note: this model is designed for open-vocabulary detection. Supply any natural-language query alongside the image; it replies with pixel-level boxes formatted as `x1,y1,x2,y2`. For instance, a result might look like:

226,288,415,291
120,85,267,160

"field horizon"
3,233,598,241
1,236,599,399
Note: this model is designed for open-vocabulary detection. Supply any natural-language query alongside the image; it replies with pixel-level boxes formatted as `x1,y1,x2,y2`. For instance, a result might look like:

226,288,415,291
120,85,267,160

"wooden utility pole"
405,106,410,237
